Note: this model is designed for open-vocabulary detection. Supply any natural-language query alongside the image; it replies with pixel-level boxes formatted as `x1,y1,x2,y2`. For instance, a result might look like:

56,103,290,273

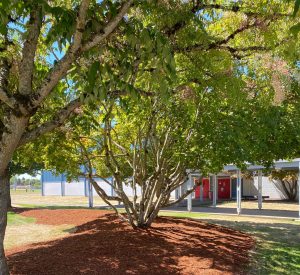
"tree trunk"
6,176,11,209
0,168,10,275
0,115,29,275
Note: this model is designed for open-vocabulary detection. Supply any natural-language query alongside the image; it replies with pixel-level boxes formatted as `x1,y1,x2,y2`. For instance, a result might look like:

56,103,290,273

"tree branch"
18,97,82,147
32,0,90,107
18,6,42,95
81,0,134,52
0,38,18,110
197,3,290,17
181,19,264,53
0,88,18,109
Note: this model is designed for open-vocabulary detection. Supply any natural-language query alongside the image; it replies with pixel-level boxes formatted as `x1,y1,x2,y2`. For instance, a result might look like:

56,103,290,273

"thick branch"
19,7,42,95
0,88,18,109
165,2,288,37
89,177,121,202
197,4,290,17
181,19,263,53
18,97,82,147
0,39,17,110
81,0,134,51
33,0,90,107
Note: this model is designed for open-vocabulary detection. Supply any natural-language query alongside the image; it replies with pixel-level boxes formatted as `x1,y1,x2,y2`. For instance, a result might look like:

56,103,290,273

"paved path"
164,205,299,219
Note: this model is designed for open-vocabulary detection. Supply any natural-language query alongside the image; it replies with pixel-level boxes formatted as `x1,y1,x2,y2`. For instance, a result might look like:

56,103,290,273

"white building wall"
252,176,288,200
65,181,86,196
44,182,62,195
121,183,142,196
170,190,176,199
242,178,258,196
241,176,288,200
43,177,183,199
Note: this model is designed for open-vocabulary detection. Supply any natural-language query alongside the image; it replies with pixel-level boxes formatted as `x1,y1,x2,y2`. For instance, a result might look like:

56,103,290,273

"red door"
218,178,230,199
194,179,200,198
202,178,210,199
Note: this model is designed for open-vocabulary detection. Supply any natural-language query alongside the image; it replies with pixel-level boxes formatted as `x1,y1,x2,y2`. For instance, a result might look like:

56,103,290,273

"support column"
258,170,263,210
187,174,192,212
212,175,217,207
200,182,203,202
298,163,300,219
237,170,242,215
61,174,65,196
41,173,44,196
88,179,93,208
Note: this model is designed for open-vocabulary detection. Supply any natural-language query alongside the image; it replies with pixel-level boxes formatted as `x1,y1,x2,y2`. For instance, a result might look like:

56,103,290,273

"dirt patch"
7,209,254,275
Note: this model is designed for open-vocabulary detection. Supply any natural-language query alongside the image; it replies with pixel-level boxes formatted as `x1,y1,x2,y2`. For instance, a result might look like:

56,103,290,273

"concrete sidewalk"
164,205,299,219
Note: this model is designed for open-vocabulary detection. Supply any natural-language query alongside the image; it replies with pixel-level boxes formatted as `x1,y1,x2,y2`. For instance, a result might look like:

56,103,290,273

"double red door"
218,178,230,199
194,177,231,199
195,178,210,199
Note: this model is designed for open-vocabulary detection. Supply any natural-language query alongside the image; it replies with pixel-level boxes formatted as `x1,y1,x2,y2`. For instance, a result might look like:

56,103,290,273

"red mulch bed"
7,209,255,275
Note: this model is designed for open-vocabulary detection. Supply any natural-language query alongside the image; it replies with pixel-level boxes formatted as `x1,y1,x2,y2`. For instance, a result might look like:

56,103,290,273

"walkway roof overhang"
224,159,300,172
187,159,300,175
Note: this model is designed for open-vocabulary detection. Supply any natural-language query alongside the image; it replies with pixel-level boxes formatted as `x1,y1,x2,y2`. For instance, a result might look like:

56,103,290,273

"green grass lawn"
7,212,36,226
160,211,300,275
5,211,73,250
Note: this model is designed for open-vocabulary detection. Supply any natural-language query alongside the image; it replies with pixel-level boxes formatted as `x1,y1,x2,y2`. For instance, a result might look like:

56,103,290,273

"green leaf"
87,61,100,93
290,22,300,36
294,0,300,16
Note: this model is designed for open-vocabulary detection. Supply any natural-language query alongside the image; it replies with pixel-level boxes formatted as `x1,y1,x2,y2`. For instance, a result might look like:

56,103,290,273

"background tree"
74,95,204,228
270,170,299,201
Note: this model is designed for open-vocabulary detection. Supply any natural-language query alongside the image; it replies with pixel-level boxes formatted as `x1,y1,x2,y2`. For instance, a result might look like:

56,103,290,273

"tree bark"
0,167,10,275
0,115,29,275
6,180,11,210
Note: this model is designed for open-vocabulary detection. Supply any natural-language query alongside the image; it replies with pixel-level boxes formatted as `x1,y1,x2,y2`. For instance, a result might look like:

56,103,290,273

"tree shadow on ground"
7,214,254,275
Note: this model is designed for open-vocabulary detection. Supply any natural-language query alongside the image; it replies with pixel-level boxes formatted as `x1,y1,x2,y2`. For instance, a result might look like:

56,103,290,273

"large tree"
0,0,299,272
0,1,163,272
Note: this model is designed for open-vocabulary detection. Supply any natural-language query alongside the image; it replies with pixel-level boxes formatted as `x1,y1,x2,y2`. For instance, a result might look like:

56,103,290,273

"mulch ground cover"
7,209,255,275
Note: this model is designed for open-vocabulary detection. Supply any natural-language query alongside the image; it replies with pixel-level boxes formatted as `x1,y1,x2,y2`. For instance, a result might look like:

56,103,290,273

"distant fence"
11,185,40,192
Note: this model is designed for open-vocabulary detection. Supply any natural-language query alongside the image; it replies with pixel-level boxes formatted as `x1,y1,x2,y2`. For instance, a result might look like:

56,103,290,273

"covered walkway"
185,159,300,219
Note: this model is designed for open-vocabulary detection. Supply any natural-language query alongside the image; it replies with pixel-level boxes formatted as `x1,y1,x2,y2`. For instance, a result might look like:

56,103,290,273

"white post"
88,179,93,208
200,182,203,202
187,174,192,212
258,170,263,210
237,170,242,215
212,175,217,207
298,163,300,219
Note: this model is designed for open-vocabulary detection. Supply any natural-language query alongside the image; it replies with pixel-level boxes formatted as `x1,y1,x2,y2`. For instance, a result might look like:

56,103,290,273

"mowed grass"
7,212,35,226
217,200,299,211
160,211,300,275
5,211,74,251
